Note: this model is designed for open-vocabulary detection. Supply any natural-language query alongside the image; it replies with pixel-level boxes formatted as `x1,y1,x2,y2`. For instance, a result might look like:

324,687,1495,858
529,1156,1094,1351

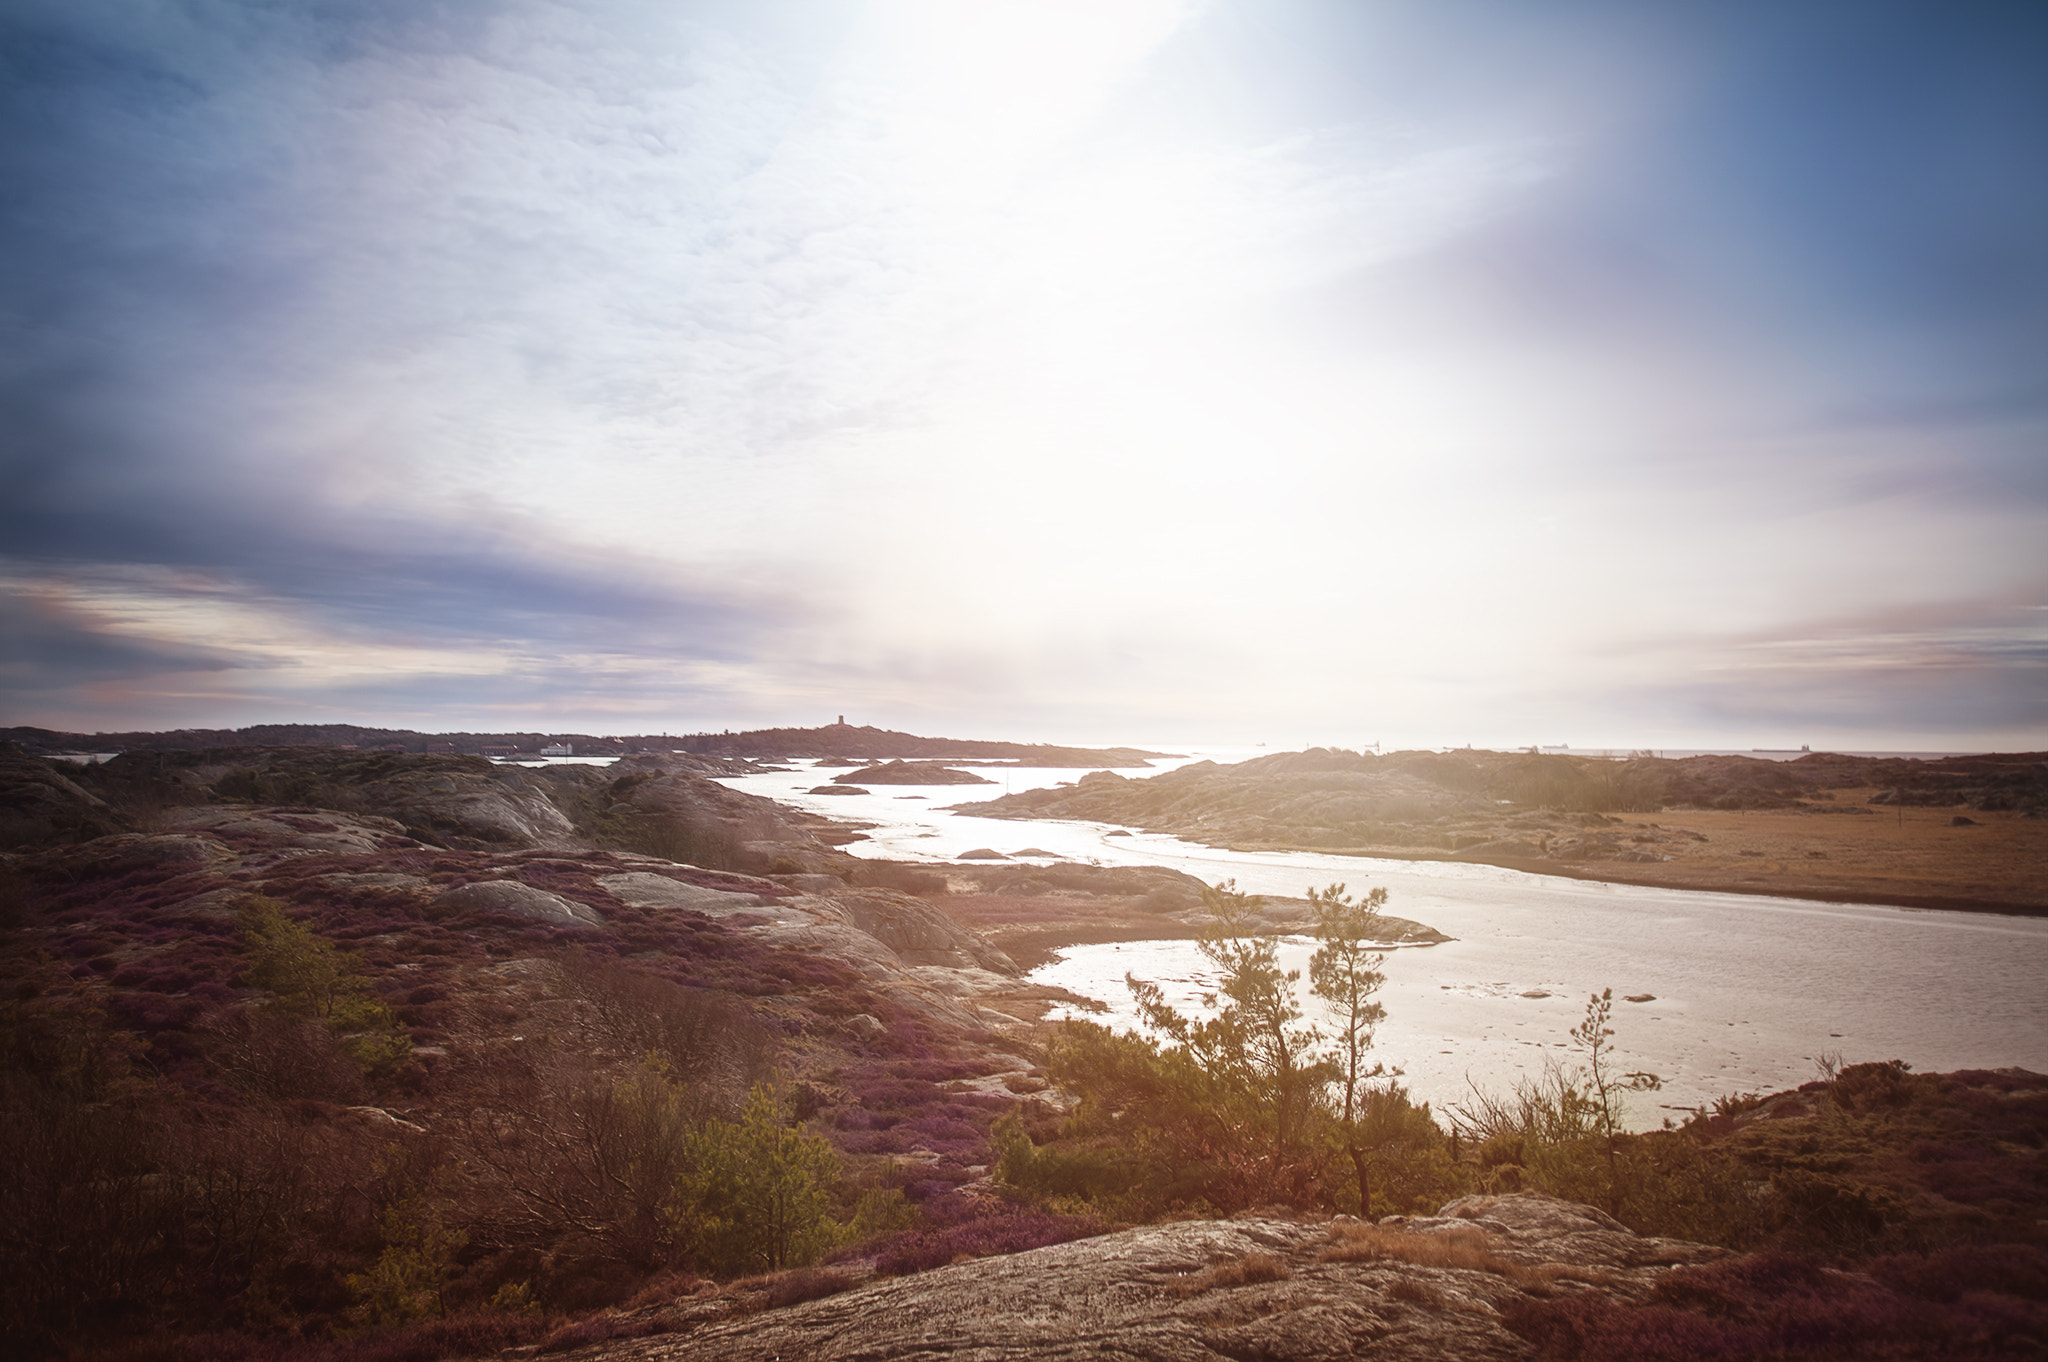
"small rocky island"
833,759,997,785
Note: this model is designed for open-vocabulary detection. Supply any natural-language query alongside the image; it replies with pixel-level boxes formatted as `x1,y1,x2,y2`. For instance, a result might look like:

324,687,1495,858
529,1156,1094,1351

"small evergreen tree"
1307,882,1390,1217
344,1188,466,1327
1571,987,1661,1205
677,1084,840,1275
1126,881,1332,1204
237,896,411,1080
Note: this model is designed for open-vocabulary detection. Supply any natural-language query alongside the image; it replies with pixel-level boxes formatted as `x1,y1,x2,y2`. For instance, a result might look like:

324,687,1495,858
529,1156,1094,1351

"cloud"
1676,629,2048,742
1,0,2043,745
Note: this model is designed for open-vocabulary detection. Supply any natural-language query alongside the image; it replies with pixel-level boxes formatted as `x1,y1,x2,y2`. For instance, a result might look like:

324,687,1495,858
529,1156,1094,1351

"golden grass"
1593,803,2048,910
1169,1251,1293,1295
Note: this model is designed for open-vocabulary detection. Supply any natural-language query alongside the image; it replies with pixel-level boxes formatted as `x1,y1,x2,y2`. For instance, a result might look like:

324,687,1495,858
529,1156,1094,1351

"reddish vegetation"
0,817,1067,1360
1507,1245,2048,1360
4,739,2045,1361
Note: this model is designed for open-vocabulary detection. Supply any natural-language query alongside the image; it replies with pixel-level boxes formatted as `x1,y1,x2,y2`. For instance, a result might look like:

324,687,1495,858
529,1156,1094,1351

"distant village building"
425,742,456,754
480,745,519,758
539,743,573,757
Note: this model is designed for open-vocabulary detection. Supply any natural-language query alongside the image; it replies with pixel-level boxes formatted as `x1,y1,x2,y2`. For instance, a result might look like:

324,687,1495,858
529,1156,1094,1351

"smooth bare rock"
314,871,430,891
610,752,768,777
825,888,1019,974
0,744,125,848
65,831,236,867
561,1194,1718,1362
952,750,1702,865
1419,1193,1724,1269
595,870,768,913
610,766,867,862
163,886,252,922
435,879,603,927
773,872,852,893
171,806,416,855
377,773,579,848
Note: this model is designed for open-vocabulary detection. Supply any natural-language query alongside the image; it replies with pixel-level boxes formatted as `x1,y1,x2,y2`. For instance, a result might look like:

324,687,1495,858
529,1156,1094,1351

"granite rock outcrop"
547,1193,1726,1362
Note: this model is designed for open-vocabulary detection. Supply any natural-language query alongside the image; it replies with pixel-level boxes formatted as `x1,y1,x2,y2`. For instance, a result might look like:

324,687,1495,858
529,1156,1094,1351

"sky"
2,0,2044,750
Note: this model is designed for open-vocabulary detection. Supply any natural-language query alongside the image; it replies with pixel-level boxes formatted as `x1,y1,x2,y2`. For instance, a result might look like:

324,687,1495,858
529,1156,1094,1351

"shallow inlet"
720,754,2048,1123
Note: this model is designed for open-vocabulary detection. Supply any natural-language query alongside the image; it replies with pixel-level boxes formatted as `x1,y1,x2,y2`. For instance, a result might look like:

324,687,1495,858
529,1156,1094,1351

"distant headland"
0,720,1174,769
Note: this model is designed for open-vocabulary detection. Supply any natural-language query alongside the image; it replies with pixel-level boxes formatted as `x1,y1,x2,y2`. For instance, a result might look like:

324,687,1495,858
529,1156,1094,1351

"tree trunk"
1348,1142,1372,1222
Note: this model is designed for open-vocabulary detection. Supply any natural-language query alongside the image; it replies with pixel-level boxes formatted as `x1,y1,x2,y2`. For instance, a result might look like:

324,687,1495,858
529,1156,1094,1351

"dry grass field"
1546,797,2047,913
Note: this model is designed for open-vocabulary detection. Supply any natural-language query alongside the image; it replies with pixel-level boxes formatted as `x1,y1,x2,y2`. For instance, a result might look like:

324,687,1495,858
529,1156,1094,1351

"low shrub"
759,1266,855,1308
852,1200,1107,1277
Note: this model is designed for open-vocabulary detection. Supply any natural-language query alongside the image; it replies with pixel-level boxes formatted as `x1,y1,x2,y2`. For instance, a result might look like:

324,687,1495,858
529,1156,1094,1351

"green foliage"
1307,882,1388,1129
606,1055,702,1265
344,1187,467,1328
678,1084,842,1276
1039,880,1452,1216
991,1110,1154,1210
237,896,411,1081
1125,880,1333,1202
0,961,150,1102
1039,1020,1226,1211
846,1185,920,1241
1572,988,1662,1143
1329,1081,1467,1219
1450,990,1667,1218
487,1280,542,1315
0,972,182,1341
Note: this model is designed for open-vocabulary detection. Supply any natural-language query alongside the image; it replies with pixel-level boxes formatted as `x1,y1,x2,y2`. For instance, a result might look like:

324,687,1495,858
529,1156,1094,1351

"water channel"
718,753,2048,1124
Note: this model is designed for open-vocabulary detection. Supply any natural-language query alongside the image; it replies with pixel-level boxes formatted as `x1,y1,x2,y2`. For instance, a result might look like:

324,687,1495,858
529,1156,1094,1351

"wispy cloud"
2,0,2043,744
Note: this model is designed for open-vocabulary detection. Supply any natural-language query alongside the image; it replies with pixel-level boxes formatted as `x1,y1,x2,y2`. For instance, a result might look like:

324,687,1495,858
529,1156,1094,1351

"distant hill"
0,721,1174,767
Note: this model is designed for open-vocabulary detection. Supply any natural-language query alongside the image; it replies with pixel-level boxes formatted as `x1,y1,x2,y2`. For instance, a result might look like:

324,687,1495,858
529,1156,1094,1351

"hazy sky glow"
3,0,2044,748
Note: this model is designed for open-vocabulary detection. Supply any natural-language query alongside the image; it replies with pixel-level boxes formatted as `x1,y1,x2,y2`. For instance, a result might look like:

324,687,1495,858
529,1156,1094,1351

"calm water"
719,753,2048,1125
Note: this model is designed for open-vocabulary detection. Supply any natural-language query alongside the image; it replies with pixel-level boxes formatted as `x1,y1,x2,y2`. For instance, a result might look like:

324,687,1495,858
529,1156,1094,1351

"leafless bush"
201,1006,368,1103
0,1077,186,1343
553,952,775,1099
453,1048,700,1272
1446,1061,1603,1147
